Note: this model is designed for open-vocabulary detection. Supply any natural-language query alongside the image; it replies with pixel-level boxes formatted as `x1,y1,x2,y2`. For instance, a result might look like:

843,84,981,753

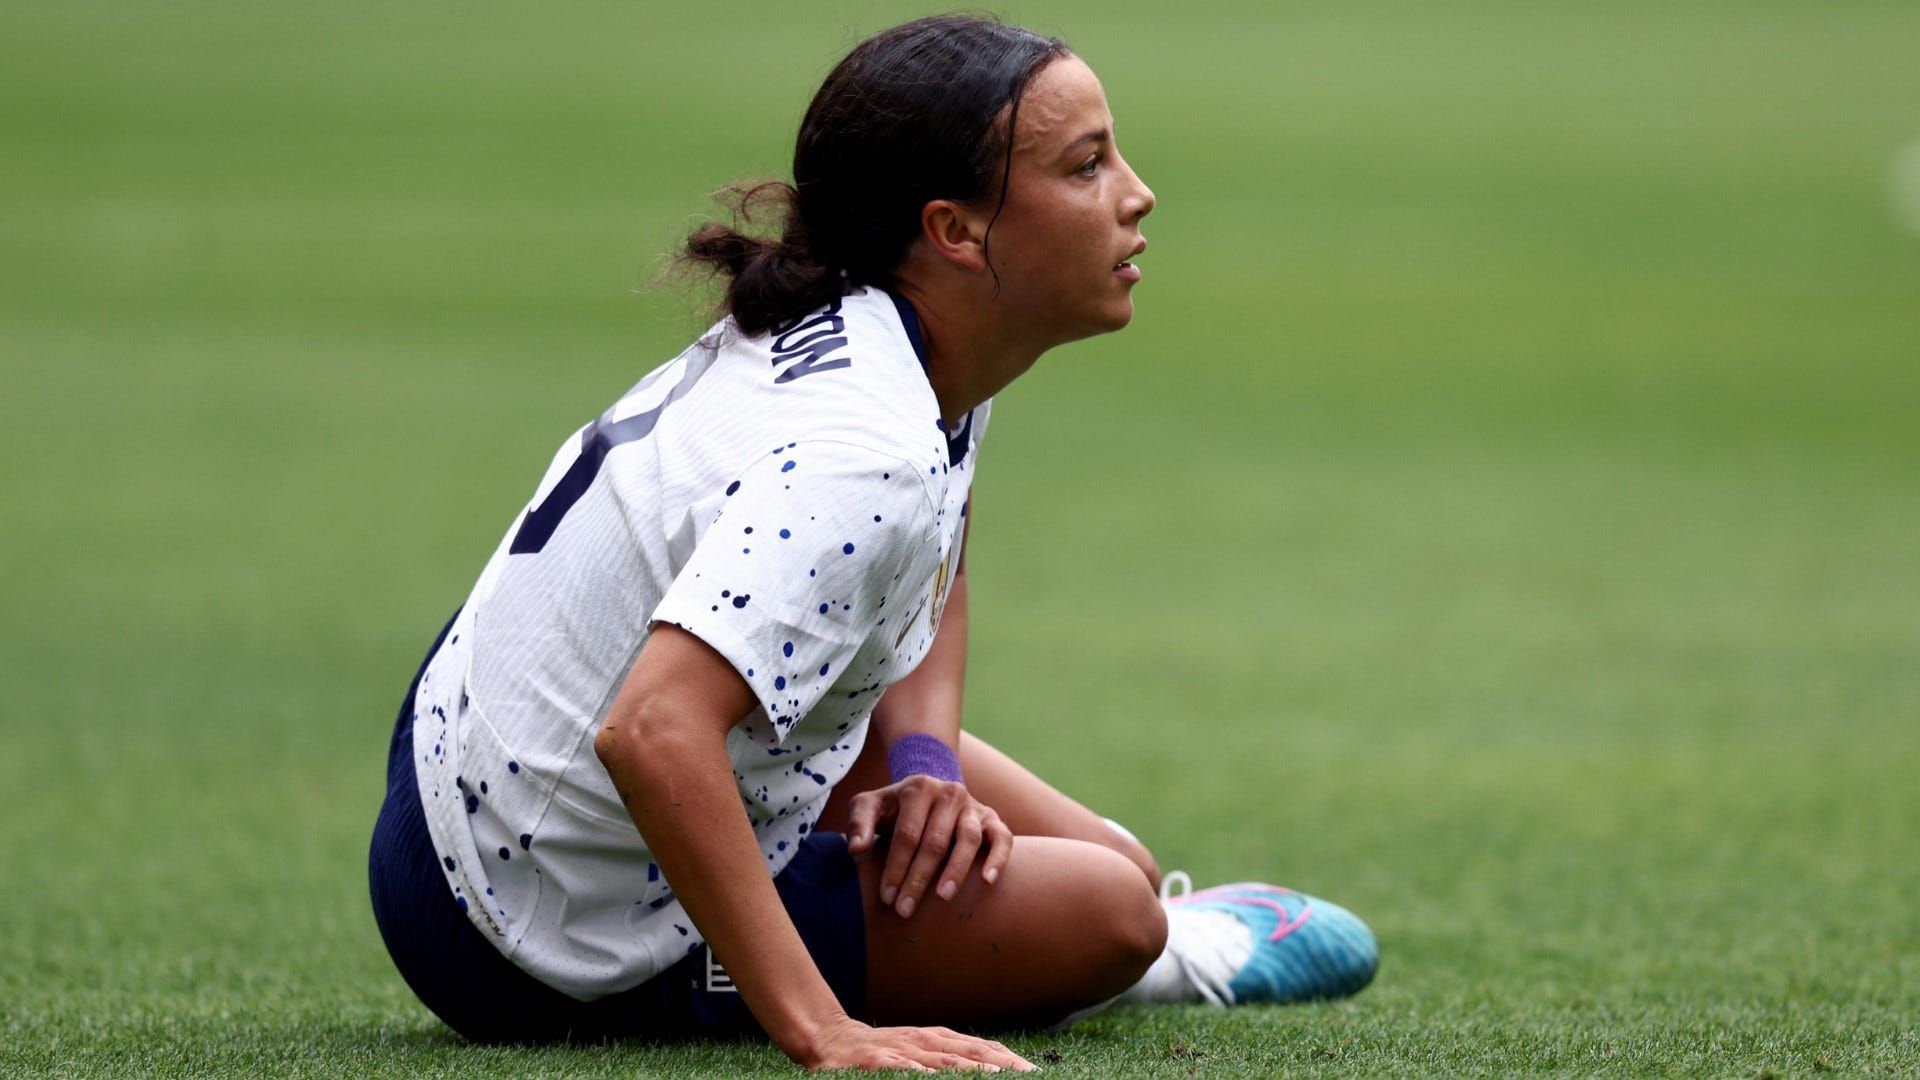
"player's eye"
1077,154,1101,177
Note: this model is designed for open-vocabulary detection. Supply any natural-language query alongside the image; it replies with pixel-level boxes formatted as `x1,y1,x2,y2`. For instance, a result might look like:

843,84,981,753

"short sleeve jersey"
410,287,988,1000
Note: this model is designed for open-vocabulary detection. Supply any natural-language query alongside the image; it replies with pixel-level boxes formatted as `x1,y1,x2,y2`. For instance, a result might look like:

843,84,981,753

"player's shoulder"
723,435,946,537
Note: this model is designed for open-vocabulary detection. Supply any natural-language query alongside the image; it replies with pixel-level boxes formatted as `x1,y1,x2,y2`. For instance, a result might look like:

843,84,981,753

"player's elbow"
593,693,673,775
592,716,628,771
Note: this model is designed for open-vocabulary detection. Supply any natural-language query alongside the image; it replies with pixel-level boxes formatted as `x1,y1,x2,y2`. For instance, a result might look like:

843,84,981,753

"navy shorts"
368,613,869,1044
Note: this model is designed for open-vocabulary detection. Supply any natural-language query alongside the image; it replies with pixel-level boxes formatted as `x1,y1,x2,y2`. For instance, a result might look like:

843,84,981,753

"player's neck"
891,284,1044,426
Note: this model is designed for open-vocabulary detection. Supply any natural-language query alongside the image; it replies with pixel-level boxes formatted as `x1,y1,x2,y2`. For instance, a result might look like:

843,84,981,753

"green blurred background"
4,1,1916,1074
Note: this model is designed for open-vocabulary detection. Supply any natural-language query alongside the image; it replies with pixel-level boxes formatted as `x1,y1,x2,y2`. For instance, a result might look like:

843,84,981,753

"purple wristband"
887,733,964,784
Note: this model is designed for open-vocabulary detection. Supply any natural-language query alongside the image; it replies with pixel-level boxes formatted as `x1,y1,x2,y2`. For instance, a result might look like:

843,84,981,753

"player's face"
987,56,1156,342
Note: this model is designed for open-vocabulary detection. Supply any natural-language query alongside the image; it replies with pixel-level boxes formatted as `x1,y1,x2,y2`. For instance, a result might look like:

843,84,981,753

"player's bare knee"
1122,841,1161,890
1120,875,1168,974
1084,848,1167,989
1099,817,1161,889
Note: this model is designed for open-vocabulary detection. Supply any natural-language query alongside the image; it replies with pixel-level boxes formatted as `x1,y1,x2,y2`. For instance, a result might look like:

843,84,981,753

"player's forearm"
600,727,848,1057
871,569,969,748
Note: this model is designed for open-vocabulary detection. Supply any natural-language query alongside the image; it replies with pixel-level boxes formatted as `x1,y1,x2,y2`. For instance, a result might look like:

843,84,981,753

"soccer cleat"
1151,870,1378,1006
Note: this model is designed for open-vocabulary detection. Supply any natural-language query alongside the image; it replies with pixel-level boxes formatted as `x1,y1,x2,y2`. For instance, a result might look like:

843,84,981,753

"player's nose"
1119,154,1155,221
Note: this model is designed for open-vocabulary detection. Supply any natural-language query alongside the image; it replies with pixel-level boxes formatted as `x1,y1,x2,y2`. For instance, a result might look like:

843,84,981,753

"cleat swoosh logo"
1170,885,1314,942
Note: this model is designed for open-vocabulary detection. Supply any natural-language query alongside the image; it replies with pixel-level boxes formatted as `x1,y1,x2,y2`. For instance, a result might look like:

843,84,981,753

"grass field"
4,1,1918,1075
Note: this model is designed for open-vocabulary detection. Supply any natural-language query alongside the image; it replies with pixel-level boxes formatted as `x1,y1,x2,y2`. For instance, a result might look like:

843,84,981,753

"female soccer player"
369,14,1376,1072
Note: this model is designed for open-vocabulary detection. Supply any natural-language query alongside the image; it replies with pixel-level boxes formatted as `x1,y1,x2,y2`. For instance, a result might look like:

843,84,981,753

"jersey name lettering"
771,298,853,384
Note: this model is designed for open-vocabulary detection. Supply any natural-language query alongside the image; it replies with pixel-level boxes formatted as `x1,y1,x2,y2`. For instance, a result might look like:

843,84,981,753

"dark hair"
677,14,1071,336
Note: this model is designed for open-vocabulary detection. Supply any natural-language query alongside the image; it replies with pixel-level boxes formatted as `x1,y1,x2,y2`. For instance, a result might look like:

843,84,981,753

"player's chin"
1095,292,1137,332
1052,284,1137,341
1081,281,1138,329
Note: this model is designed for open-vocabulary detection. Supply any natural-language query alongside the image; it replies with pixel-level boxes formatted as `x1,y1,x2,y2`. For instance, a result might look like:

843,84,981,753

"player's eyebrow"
1059,127,1110,159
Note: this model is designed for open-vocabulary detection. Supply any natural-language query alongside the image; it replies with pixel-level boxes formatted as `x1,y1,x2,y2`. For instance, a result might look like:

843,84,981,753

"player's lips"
1113,237,1147,281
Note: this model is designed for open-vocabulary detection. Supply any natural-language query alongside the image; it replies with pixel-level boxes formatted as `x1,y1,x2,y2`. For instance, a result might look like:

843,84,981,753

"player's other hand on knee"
798,1017,1037,1072
844,775,1013,919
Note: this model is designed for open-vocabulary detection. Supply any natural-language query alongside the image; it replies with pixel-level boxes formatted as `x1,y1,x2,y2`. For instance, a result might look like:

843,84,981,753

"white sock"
1118,943,1196,1005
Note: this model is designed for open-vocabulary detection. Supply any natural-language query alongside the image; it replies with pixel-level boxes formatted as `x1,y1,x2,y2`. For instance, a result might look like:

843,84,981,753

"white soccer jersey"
410,287,987,999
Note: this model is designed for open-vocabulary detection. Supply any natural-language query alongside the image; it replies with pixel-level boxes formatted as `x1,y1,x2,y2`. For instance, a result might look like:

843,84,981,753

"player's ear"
918,199,990,274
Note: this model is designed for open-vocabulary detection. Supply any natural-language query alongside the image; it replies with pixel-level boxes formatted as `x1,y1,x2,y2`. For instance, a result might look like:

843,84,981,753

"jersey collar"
884,287,929,368
883,288,970,467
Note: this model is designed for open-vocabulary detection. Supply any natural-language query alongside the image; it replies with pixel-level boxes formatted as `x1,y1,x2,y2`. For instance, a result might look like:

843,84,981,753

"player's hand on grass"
798,1016,1037,1072
844,774,1013,919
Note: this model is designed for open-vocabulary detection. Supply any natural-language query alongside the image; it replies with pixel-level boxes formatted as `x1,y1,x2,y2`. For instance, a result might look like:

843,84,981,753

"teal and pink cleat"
1154,871,1379,1006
